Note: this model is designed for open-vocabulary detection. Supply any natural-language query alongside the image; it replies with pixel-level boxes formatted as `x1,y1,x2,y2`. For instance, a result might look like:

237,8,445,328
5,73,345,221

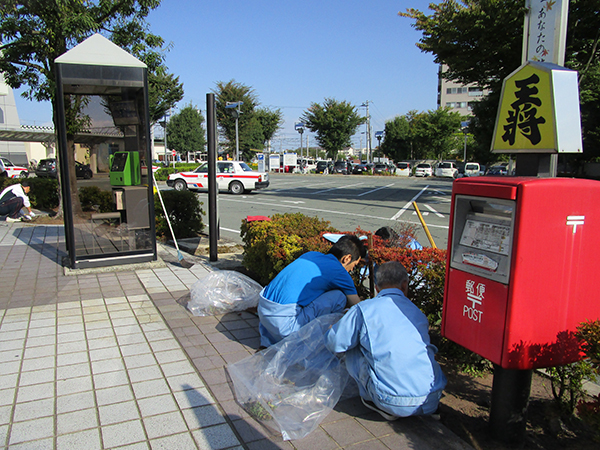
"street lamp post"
159,109,170,164
361,101,372,163
375,131,383,160
461,121,470,163
225,101,243,160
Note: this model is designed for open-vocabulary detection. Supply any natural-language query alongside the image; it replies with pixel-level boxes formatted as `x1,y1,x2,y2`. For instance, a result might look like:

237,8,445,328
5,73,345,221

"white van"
435,161,459,178
396,162,411,177
464,162,481,177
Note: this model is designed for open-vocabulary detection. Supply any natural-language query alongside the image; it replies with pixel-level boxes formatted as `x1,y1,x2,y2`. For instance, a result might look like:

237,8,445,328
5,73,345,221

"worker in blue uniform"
258,234,366,347
326,260,447,420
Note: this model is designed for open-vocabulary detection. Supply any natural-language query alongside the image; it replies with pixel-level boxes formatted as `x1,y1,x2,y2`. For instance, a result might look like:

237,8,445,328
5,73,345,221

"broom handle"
152,173,181,253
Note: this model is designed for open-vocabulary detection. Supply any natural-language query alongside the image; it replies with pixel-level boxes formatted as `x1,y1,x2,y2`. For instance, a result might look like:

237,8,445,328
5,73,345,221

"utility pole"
361,101,372,163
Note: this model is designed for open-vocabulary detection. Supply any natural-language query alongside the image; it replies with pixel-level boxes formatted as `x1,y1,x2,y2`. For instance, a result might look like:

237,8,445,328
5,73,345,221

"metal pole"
235,115,239,161
207,93,219,261
490,365,533,445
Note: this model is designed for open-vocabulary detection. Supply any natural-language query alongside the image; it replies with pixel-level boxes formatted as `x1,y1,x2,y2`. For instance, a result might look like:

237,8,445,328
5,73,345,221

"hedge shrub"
1,177,59,210
154,190,204,239
240,213,338,285
575,320,600,435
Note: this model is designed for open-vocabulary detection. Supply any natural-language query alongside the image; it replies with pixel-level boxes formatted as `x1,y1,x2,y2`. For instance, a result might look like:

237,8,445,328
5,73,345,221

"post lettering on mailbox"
464,279,485,323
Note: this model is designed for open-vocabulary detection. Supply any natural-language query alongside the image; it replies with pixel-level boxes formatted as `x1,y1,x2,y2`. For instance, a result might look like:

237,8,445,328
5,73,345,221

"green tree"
148,70,184,125
0,1,182,213
254,107,284,148
213,79,258,159
380,110,419,161
381,108,462,161
301,98,365,160
213,80,283,160
412,107,464,160
400,0,600,161
167,104,206,160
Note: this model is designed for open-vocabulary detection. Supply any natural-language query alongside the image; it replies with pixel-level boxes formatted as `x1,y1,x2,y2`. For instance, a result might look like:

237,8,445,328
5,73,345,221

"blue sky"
14,0,439,150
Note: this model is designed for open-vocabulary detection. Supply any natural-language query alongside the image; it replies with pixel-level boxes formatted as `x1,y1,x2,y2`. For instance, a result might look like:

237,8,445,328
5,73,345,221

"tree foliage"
213,79,282,160
0,1,181,114
0,1,182,213
166,103,206,157
301,98,365,160
400,0,600,160
380,111,417,161
381,108,463,160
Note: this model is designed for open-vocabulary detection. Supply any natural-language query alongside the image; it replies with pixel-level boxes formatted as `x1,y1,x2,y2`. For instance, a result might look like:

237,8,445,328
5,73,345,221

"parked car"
35,158,93,179
315,160,334,174
486,165,509,176
373,163,389,174
464,162,481,177
167,160,269,194
1,157,29,178
332,160,352,175
414,163,433,177
352,163,368,174
396,162,411,177
435,161,459,178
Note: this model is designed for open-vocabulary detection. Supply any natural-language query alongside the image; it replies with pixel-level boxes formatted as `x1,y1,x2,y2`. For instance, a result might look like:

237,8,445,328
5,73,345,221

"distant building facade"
437,65,489,115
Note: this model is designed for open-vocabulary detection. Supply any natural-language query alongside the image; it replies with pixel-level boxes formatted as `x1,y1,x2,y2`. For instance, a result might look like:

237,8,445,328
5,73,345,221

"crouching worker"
258,234,366,347
325,261,447,420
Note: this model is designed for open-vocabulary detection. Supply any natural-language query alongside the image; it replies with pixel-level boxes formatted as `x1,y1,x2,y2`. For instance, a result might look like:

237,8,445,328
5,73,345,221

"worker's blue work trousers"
257,289,346,347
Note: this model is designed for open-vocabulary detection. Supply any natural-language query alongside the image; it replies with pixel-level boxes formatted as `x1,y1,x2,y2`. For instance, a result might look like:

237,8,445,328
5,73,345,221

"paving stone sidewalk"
0,222,472,449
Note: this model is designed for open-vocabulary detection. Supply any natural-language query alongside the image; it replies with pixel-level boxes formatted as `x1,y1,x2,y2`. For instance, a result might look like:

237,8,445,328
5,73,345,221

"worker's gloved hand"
29,211,35,217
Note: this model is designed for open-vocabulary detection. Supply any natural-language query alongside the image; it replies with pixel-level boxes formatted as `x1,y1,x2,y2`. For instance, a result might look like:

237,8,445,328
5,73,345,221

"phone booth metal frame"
55,34,157,269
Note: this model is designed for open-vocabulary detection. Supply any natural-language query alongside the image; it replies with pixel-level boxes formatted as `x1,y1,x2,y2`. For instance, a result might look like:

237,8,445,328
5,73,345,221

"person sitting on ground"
325,260,447,420
258,234,366,347
0,180,34,222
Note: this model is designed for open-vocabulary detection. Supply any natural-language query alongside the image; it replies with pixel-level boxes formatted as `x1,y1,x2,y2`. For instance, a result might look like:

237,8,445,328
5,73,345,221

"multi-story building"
437,65,489,115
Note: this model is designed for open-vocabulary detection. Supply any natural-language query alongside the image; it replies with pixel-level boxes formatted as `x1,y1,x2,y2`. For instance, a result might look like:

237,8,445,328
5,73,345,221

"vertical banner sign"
525,0,569,65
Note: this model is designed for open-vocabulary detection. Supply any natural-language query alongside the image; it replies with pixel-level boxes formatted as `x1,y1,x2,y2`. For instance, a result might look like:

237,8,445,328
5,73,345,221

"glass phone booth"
55,34,157,269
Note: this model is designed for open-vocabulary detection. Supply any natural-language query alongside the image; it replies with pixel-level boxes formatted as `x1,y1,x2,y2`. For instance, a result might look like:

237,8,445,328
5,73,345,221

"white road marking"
357,183,395,197
282,200,305,204
390,186,429,221
218,196,450,229
425,204,445,218
312,182,366,194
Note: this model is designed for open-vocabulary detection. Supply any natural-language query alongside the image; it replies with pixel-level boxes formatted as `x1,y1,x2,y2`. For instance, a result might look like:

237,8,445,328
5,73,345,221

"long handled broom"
153,173,194,269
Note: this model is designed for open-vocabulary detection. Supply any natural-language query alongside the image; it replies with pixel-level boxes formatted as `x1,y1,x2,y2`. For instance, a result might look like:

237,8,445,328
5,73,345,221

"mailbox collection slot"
450,195,516,284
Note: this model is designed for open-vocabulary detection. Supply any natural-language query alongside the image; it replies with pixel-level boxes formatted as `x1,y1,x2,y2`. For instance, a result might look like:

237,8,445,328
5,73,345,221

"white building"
437,65,489,115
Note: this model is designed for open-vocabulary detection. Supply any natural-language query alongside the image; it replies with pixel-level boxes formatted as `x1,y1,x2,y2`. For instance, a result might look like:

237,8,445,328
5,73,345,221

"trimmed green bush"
1,177,59,210
154,190,204,239
240,213,338,285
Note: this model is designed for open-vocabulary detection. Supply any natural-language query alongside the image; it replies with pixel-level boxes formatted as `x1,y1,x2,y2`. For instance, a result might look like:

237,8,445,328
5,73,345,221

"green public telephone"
110,151,141,186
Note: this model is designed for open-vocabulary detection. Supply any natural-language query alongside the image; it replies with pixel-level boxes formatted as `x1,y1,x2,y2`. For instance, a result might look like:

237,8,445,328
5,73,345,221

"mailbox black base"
489,365,533,445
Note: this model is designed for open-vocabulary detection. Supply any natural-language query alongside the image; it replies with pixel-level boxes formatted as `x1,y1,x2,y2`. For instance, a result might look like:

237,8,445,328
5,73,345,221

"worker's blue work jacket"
325,288,447,417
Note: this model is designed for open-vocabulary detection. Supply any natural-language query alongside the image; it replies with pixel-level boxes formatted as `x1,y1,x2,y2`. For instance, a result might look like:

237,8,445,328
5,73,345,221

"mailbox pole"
490,365,533,444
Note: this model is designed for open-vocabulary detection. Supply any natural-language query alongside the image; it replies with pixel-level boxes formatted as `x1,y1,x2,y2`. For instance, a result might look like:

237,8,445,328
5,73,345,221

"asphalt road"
178,173,455,249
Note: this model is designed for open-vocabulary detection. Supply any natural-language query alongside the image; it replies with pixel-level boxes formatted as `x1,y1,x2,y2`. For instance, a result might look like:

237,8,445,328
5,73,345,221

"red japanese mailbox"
442,176,600,370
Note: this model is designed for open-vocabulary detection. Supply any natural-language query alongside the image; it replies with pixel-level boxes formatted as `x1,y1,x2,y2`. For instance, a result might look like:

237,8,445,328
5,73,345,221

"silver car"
414,163,433,177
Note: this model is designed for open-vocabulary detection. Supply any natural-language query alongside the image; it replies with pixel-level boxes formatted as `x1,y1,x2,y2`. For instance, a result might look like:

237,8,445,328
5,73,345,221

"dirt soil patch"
438,361,598,449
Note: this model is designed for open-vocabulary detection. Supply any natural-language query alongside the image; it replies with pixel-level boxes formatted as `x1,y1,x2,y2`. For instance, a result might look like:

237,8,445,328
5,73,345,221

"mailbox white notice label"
459,219,511,255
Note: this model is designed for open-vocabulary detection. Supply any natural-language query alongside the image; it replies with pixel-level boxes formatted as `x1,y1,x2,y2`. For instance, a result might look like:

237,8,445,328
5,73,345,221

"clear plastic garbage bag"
228,313,349,441
188,271,262,316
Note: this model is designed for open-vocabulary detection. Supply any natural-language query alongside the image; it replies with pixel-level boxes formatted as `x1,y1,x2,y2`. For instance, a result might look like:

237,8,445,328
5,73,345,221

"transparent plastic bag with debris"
227,313,350,441
188,270,263,316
